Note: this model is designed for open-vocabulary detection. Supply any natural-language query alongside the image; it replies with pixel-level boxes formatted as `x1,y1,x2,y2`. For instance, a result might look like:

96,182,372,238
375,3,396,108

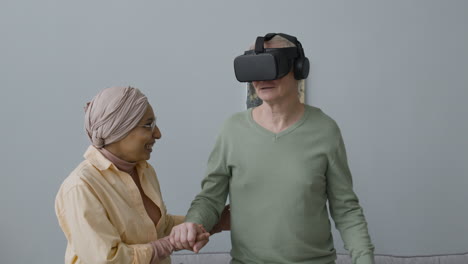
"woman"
55,86,209,264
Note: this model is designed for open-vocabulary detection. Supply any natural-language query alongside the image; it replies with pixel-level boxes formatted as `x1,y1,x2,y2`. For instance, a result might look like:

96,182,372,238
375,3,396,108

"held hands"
169,223,210,253
168,205,231,253
150,229,209,263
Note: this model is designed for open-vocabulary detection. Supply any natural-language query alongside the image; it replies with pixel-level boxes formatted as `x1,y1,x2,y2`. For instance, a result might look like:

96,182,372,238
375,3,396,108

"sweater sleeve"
185,130,230,232
326,128,375,264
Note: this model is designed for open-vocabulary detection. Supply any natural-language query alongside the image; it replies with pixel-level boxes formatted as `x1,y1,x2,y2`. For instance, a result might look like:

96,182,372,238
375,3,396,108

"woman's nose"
153,125,161,139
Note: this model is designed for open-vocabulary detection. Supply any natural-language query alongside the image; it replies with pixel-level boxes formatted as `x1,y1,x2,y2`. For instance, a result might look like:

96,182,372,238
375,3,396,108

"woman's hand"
149,237,174,263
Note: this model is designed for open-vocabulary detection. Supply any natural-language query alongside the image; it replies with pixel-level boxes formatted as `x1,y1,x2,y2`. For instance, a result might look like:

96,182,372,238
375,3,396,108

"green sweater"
186,105,374,264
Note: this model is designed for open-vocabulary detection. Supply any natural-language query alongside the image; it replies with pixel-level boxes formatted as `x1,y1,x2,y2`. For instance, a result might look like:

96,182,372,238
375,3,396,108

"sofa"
171,252,468,264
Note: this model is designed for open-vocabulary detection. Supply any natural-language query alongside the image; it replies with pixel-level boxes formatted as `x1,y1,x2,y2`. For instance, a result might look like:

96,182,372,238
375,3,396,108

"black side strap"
255,37,265,53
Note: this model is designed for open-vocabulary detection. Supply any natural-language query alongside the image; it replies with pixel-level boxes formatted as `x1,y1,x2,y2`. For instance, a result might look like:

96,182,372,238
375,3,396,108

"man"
170,33,374,264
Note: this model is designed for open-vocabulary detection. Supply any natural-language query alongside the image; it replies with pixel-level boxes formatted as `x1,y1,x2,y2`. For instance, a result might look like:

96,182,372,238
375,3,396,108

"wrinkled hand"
210,205,231,235
169,222,210,253
150,236,174,264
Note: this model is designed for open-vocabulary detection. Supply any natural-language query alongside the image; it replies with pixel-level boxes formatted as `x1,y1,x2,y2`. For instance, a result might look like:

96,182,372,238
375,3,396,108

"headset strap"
254,33,305,59
255,37,265,53
255,33,299,53
265,33,305,58
265,33,297,45
244,47,298,58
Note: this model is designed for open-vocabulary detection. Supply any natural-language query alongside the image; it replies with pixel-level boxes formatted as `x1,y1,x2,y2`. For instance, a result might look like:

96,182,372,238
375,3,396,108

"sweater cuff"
185,215,199,223
355,253,374,264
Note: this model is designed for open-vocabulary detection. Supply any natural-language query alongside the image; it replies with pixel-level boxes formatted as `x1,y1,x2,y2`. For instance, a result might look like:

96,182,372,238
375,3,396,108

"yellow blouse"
55,146,184,264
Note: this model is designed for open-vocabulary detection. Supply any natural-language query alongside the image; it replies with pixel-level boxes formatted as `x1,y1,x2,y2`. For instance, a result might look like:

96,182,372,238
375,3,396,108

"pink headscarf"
84,86,148,149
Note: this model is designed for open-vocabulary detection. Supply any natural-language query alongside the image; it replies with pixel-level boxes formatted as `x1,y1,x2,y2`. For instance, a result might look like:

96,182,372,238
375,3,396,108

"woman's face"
106,104,161,163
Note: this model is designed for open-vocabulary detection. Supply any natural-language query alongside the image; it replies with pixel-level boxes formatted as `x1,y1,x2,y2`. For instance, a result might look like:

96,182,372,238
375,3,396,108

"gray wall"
1,1,467,263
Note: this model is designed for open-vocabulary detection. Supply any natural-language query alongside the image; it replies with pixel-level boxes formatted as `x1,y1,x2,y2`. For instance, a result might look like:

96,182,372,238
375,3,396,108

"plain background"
1,0,467,263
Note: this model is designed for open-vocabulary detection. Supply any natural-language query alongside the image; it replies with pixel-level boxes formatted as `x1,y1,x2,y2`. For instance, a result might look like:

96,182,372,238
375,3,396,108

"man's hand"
169,222,210,253
210,205,231,235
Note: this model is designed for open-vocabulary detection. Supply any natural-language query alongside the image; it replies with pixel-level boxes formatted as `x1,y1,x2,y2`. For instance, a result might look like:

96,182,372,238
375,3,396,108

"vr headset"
234,33,309,82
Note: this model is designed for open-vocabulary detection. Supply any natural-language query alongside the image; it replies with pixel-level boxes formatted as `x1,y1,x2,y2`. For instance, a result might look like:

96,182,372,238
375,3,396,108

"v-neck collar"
248,105,311,141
